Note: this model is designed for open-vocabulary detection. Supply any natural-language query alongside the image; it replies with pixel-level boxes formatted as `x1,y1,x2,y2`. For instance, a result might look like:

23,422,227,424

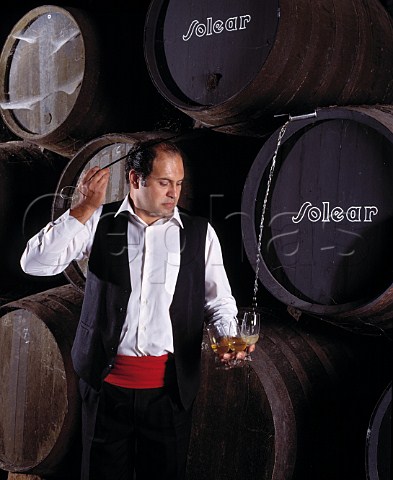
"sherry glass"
240,310,260,361
206,322,230,369
226,318,248,368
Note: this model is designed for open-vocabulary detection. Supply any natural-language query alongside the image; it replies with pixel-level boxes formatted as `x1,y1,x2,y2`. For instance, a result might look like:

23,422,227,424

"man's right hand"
70,166,110,224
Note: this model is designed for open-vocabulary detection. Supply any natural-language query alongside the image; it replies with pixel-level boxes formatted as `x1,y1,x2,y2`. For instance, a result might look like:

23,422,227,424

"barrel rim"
365,381,392,480
0,5,100,145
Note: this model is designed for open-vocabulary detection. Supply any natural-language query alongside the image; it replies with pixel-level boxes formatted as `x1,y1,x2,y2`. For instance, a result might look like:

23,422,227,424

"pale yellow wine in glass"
206,322,230,367
241,310,260,360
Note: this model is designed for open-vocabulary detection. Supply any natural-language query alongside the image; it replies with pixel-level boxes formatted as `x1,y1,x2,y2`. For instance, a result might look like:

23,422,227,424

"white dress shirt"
21,196,238,356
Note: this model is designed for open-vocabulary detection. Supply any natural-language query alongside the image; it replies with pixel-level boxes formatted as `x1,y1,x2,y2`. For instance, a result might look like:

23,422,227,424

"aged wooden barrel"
0,141,67,303
187,308,392,480
0,3,174,158
366,382,392,480
51,129,263,293
0,284,83,477
241,106,393,335
144,0,393,136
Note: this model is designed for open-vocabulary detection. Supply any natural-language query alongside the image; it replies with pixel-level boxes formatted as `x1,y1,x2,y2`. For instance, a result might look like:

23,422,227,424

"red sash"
104,354,169,389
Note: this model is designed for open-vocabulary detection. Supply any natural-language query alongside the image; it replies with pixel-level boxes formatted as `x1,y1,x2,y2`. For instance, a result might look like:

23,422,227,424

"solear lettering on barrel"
291,201,378,223
182,14,251,41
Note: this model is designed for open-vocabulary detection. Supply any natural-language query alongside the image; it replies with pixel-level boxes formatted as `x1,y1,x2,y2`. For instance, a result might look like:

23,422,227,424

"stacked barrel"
0,1,392,480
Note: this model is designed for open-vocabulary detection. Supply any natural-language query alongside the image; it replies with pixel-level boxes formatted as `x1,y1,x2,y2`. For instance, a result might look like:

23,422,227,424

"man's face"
130,149,184,224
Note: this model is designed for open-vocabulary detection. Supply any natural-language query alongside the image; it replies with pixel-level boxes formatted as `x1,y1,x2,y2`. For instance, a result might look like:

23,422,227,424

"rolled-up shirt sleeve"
204,223,238,326
20,207,101,276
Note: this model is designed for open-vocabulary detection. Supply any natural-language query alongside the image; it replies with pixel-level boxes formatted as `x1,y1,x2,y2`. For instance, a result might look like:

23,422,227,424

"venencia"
182,14,252,41
291,201,379,223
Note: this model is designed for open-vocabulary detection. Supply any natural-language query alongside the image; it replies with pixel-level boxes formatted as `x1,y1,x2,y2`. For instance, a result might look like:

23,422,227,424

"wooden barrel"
366,382,392,480
51,129,263,293
187,308,392,480
144,0,393,136
0,3,177,158
0,141,67,303
0,285,83,477
241,106,393,336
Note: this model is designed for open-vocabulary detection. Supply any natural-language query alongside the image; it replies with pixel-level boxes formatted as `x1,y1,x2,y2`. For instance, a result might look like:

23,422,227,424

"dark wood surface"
144,0,393,135
187,308,392,480
0,285,83,477
242,106,393,335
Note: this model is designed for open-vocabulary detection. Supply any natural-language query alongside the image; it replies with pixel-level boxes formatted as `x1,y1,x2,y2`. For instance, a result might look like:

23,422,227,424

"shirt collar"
114,195,184,228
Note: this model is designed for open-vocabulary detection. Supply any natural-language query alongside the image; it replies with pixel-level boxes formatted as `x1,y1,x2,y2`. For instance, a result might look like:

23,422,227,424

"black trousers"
79,380,193,480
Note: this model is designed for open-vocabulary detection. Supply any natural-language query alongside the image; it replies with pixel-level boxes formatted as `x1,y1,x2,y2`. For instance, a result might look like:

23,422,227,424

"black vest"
71,201,208,409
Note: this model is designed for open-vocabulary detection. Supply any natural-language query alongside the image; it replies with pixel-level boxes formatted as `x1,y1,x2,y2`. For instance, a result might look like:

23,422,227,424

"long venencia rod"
61,112,319,198
96,111,319,172
79,128,203,187
93,119,247,172
61,127,213,196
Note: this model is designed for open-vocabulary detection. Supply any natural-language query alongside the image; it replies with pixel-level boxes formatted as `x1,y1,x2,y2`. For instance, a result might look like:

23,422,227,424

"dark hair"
125,141,183,184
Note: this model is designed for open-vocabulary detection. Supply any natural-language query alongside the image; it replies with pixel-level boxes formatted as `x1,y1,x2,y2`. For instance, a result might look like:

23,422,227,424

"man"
21,141,253,480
